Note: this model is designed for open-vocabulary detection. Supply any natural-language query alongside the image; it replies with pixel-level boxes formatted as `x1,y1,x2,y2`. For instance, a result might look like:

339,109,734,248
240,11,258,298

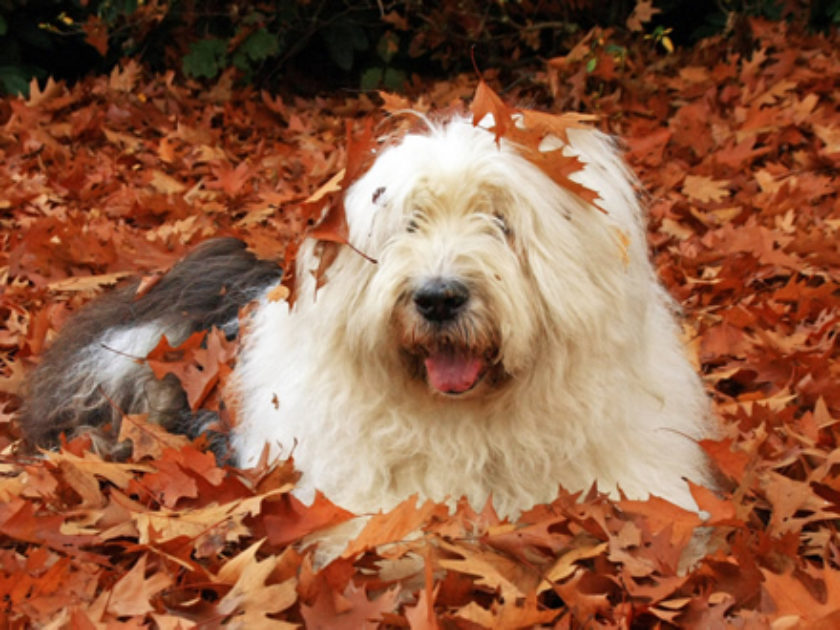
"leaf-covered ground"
1,18,840,628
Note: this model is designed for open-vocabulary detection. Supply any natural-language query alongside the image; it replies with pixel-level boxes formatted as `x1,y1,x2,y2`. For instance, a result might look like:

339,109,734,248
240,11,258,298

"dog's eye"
493,213,511,236
407,219,419,233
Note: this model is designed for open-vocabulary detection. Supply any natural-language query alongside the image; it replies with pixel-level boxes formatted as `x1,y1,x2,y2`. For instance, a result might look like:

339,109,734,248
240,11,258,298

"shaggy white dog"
231,116,713,517
21,114,714,522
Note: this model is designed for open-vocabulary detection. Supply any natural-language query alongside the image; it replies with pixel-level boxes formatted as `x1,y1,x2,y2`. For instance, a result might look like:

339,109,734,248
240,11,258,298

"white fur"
71,322,172,409
230,117,713,517
96,323,173,384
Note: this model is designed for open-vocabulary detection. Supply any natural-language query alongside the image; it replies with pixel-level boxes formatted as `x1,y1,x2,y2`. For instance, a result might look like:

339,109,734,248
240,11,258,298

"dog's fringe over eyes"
19,84,716,563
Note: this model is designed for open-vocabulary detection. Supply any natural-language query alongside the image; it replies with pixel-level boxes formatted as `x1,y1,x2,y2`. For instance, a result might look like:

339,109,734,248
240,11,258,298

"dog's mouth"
424,349,486,395
400,344,502,396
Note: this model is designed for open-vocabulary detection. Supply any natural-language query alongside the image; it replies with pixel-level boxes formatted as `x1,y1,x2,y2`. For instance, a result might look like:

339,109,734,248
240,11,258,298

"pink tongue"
424,352,484,394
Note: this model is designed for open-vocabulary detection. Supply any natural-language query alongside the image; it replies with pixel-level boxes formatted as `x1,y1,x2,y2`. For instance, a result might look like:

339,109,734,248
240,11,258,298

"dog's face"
376,178,526,397
327,118,629,400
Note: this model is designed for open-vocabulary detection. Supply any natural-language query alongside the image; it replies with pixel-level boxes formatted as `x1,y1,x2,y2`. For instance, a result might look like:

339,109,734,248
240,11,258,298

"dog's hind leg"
19,237,282,458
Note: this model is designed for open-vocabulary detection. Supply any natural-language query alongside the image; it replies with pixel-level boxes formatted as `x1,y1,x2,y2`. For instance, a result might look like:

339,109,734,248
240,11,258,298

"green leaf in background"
233,28,280,71
383,67,406,90
241,28,280,62
360,66,383,90
0,66,31,96
182,38,228,79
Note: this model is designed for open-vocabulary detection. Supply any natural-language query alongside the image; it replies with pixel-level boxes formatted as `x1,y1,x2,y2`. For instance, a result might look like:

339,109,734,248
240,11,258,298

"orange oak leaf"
469,78,518,143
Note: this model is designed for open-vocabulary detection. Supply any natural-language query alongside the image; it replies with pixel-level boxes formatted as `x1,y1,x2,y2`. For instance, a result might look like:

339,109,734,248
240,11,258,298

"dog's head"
305,117,637,399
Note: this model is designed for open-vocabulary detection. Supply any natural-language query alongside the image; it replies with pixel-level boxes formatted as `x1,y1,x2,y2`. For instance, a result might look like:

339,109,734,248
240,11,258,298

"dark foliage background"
1,0,835,97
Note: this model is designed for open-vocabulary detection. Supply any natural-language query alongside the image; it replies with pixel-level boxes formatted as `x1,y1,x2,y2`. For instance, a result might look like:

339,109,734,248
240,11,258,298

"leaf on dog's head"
470,78,518,143
468,81,601,205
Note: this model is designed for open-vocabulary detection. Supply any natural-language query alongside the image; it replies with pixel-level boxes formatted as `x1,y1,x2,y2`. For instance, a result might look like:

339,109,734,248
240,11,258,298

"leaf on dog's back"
519,147,598,205
145,328,237,411
520,109,598,141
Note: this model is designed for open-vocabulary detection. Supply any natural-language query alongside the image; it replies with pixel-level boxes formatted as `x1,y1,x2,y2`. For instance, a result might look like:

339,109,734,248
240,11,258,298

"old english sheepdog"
20,114,714,520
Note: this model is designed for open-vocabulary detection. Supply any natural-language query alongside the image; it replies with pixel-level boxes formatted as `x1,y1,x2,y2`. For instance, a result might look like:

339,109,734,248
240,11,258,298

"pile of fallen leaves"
1,17,840,627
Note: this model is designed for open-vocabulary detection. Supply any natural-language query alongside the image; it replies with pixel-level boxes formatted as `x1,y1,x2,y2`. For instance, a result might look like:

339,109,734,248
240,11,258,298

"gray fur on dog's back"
20,237,282,453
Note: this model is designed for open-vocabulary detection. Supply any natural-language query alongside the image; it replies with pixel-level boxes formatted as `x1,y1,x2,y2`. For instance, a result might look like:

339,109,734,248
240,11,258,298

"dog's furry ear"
18,237,283,455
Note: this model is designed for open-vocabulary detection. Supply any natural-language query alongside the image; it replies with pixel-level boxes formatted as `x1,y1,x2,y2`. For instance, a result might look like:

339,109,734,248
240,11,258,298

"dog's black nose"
413,278,469,322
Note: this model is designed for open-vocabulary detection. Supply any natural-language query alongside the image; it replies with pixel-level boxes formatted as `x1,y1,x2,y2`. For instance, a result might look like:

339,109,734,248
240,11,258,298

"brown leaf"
682,175,731,203
342,495,447,558
539,542,608,592
216,550,298,628
118,413,192,461
300,582,400,630
437,539,540,602
106,554,173,617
